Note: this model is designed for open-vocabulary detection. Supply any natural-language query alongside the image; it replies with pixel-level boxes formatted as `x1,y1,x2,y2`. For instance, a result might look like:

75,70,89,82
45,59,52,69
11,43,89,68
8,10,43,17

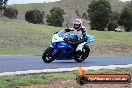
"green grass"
0,20,61,55
0,20,132,55
11,3,44,11
0,68,131,88
0,73,75,88
86,69,115,74
88,31,132,56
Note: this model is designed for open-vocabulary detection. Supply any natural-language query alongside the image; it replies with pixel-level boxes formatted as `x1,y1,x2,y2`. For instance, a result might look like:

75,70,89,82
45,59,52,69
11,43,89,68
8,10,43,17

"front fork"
50,45,63,58
49,45,57,57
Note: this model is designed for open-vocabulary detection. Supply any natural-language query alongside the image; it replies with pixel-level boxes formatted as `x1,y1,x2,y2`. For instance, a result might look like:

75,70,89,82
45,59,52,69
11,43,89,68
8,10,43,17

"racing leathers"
58,26,87,46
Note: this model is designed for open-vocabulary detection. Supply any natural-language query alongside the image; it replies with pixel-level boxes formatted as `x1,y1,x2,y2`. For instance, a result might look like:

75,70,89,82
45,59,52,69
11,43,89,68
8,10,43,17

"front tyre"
42,47,55,63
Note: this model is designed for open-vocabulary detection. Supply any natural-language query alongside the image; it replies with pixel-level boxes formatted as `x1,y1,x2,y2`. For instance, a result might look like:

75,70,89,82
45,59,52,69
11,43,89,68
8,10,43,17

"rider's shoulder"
81,26,86,32
81,26,86,29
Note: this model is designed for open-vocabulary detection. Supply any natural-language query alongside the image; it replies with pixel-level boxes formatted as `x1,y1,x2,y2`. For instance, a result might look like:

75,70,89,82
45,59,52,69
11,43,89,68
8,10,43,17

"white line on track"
0,64,132,76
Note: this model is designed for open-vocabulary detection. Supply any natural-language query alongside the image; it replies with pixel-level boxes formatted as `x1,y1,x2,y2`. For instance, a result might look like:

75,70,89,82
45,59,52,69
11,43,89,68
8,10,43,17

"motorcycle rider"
59,19,87,47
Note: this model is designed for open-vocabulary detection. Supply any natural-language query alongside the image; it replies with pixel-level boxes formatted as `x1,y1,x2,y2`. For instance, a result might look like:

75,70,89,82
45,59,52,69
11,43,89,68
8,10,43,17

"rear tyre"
74,47,90,62
42,47,55,63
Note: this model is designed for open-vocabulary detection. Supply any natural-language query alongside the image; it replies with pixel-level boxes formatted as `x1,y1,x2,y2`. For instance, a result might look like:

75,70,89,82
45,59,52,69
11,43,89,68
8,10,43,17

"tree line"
88,0,132,32
0,0,132,31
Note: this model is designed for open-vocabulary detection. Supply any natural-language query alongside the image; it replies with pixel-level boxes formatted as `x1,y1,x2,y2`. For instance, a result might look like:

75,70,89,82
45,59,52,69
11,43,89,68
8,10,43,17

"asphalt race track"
0,56,132,73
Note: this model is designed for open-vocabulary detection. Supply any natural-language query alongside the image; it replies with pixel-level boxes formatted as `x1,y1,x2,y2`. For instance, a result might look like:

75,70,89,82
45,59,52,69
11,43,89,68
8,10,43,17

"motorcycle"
42,30,95,63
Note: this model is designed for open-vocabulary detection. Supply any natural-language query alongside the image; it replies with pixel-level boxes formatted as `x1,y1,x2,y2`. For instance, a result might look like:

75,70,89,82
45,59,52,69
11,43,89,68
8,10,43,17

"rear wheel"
42,47,55,63
74,47,90,62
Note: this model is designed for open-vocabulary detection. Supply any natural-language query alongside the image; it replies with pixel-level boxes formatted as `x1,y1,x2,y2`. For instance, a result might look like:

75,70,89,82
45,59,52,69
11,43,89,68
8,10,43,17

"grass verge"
0,68,132,88
0,20,132,55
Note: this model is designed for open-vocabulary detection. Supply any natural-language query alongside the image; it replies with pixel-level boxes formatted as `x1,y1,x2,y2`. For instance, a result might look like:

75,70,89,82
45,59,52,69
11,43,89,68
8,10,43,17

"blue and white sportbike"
42,31,95,63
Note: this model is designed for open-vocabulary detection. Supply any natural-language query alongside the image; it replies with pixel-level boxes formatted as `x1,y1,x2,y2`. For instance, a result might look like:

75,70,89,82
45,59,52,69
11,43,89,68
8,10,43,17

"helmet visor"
74,24,81,29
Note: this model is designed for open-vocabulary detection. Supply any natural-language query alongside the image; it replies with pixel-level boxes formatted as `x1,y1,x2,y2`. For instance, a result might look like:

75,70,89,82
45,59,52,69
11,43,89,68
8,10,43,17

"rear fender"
83,43,90,53
76,42,86,51
83,43,89,49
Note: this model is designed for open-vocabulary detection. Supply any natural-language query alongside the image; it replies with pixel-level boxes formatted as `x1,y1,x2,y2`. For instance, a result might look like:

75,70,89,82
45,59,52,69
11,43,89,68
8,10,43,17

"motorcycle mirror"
54,32,58,34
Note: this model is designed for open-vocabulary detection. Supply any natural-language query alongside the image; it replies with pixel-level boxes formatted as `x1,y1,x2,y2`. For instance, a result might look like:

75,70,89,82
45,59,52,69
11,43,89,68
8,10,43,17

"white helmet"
73,19,82,30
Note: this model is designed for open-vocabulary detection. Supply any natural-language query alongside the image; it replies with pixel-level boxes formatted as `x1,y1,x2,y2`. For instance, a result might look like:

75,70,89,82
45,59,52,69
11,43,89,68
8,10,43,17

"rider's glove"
65,28,71,32
64,38,68,42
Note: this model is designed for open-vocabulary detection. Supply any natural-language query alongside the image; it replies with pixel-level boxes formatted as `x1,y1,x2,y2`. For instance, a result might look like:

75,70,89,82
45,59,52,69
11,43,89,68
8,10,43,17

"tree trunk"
0,6,3,17
1,9,2,17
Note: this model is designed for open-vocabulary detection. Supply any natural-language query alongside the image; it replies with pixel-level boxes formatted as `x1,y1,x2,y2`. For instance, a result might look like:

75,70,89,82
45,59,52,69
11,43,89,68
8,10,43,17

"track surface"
0,56,132,73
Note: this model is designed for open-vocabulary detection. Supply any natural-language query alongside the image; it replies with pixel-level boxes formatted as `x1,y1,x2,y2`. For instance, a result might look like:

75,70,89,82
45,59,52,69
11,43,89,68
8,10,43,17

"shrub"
3,7,18,19
110,11,120,21
82,12,88,20
119,5,132,32
25,10,44,24
75,10,80,17
87,0,112,31
46,7,65,27
108,21,118,31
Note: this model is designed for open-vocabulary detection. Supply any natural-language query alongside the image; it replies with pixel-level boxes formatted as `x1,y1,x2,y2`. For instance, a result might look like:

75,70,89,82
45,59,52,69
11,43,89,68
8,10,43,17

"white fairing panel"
76,42,86,51
52,34,64,43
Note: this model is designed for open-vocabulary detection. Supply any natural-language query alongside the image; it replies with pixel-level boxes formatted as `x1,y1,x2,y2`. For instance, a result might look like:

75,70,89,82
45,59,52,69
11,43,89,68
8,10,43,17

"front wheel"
74,48,90,62
42,47,55,63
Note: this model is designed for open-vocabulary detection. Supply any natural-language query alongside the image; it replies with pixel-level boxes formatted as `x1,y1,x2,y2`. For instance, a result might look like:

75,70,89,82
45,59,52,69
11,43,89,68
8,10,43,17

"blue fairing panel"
87,35,95,43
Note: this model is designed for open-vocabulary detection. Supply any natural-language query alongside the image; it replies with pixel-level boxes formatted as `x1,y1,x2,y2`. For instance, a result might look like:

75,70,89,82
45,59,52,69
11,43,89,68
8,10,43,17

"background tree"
107,21,118,31
82,12,88,20
0,0,8,17
25,9,44,24
3,7,18,19
119,5,132,32
46,7,65,27
75,10,80,17
87,0,111,31
110,11,120,21
107,11,119,31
